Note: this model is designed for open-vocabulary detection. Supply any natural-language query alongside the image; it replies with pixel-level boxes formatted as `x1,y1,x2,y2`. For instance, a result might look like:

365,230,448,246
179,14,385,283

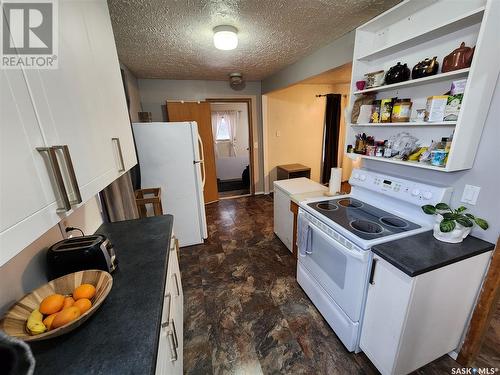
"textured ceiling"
300,62,353,85
108,0,400,80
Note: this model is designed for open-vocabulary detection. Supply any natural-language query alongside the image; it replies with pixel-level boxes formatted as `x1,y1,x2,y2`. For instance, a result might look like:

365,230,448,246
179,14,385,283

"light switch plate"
461,185,481,205
276,130,281,137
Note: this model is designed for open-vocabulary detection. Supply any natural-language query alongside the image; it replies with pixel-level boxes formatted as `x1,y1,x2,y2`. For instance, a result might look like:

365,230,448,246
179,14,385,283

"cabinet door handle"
171,319,178,348
112,137,125,172
167,330,178,362
172,273,180,296
37,147,71,212
161,293,171,327
369,258,377,285
51,145,82,205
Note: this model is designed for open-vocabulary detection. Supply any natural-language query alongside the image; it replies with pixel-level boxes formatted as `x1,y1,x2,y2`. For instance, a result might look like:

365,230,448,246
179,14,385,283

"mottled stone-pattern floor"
179,195,472,374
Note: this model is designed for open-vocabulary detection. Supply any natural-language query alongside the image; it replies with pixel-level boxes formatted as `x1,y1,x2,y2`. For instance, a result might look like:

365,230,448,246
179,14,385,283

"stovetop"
306,197,421,240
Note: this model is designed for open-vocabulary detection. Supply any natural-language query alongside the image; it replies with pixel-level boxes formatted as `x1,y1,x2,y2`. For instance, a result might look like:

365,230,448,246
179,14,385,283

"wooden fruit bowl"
0,270,112,342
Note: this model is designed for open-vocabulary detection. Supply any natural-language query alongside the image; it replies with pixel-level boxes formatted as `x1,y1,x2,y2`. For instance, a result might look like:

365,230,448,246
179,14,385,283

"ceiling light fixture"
213,25,238,50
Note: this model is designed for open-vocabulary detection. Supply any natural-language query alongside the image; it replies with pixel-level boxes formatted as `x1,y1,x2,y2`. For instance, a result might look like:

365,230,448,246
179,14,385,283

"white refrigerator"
132,122,208,246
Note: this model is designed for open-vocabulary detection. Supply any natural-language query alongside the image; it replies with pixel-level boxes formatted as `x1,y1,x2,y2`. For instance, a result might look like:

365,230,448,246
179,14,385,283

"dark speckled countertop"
372,231,495,277
29,215,173,375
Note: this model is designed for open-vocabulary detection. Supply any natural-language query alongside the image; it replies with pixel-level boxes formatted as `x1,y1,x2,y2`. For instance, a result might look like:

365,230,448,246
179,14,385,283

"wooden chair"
134,188,163,218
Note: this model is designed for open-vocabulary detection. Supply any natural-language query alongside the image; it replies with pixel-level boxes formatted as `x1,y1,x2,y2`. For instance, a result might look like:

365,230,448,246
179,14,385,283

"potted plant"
422,203,488,243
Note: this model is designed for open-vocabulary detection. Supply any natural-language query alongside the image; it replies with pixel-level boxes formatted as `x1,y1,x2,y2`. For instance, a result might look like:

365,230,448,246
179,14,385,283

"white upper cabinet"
346,0,500,172
82,1,137,173
0,69,61,264
0,0,137,266
24,1,118,202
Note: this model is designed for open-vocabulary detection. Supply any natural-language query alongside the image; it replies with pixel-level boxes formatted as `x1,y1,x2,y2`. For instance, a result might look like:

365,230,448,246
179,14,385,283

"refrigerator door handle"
197,134,206,188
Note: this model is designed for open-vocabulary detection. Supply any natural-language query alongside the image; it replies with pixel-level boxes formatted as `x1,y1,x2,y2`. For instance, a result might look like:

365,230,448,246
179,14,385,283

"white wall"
211,102,250,181
138,79,265,192
120,63,142,122
0,197,103,315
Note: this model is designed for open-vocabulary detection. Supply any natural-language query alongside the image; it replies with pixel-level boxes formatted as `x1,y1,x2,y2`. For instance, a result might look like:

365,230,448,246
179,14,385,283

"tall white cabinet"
0,0,137,266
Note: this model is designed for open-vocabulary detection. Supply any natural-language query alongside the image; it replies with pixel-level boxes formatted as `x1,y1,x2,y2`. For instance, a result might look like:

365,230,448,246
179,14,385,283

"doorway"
208,99,253,199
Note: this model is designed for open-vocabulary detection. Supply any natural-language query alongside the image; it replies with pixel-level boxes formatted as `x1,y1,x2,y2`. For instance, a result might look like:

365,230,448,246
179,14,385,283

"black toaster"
47,235,118,279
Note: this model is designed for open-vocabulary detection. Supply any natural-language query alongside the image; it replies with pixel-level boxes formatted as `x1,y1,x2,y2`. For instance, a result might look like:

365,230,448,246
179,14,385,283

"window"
215,116,231,141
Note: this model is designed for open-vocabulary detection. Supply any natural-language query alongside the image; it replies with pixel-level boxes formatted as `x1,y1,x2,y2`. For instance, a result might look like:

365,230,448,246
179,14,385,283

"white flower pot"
433,214,471,243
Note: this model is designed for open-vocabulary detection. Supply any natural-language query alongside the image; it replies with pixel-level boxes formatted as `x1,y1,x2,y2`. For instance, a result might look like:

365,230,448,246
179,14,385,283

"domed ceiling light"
213,25,238,50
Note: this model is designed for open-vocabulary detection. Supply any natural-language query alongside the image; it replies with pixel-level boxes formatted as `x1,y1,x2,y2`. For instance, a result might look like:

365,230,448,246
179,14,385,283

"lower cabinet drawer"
156,236,183,375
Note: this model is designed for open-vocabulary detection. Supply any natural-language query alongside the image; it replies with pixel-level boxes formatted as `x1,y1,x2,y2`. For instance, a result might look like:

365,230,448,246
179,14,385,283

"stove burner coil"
350,219,383,234
338,199,363,208
380,216,409,228
316,202,338,211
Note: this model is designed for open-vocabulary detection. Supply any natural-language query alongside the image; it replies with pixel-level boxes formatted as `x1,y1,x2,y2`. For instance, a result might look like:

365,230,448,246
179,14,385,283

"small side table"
277,164,311,180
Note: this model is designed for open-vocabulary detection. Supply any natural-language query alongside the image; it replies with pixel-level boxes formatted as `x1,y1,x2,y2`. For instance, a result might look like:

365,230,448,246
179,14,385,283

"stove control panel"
349,169,453,206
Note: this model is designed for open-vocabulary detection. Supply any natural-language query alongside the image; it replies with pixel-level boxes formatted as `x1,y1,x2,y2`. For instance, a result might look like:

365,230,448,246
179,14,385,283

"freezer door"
132,122,207,245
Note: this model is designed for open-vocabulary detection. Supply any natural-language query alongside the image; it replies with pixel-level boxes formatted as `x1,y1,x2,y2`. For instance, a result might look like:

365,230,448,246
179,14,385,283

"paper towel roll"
329,168,342,195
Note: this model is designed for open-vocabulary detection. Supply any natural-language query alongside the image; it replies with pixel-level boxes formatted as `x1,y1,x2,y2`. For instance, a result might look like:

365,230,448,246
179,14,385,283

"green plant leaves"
456,216,473,227
443,212,459,220
422,205,436,215
440,219,456,233
435,203,451,211
475,218,489,230
421,203,488,231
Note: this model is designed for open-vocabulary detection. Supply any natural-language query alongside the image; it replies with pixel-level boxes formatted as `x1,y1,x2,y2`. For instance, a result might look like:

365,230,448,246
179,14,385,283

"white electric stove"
296,168,453,352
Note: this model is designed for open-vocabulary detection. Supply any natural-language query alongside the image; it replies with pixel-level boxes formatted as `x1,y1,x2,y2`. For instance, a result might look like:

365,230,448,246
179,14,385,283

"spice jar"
392,99,412,122
375,141,385,157
384,140,393,158
366,145,377,156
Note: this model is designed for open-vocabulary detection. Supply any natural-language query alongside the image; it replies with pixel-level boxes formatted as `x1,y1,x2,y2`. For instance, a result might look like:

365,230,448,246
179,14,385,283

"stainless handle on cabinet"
112,137,125,172
37,147,71,212
172,273,180,296
58,145,82,204
163,293,171,324
171,319,178,348
167,331,178,362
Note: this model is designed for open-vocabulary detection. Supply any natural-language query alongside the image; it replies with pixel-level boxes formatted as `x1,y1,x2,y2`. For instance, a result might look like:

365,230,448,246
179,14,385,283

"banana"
27,309,47,335
409,147,427,161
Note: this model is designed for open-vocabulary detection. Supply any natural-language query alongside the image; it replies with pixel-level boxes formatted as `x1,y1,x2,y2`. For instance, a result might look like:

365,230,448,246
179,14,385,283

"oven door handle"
307,222,365,261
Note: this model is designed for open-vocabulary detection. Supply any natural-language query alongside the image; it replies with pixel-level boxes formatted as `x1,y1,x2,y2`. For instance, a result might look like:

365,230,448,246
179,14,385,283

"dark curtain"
321,94,342,184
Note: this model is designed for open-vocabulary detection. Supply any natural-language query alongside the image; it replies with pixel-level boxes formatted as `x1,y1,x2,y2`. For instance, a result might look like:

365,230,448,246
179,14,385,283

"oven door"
298,211,371,322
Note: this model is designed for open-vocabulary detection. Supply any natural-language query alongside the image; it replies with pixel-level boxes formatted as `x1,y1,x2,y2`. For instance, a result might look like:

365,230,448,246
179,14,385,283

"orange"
73,284,96,300
73,298,92,314
39,294,65,315
62,296,75,309
43,313,57,330
51,306,81,329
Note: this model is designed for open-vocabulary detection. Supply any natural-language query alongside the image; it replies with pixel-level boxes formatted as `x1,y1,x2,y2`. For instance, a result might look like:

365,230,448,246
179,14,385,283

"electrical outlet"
461,185,481,205
58,220,70,238
276,130,281,137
